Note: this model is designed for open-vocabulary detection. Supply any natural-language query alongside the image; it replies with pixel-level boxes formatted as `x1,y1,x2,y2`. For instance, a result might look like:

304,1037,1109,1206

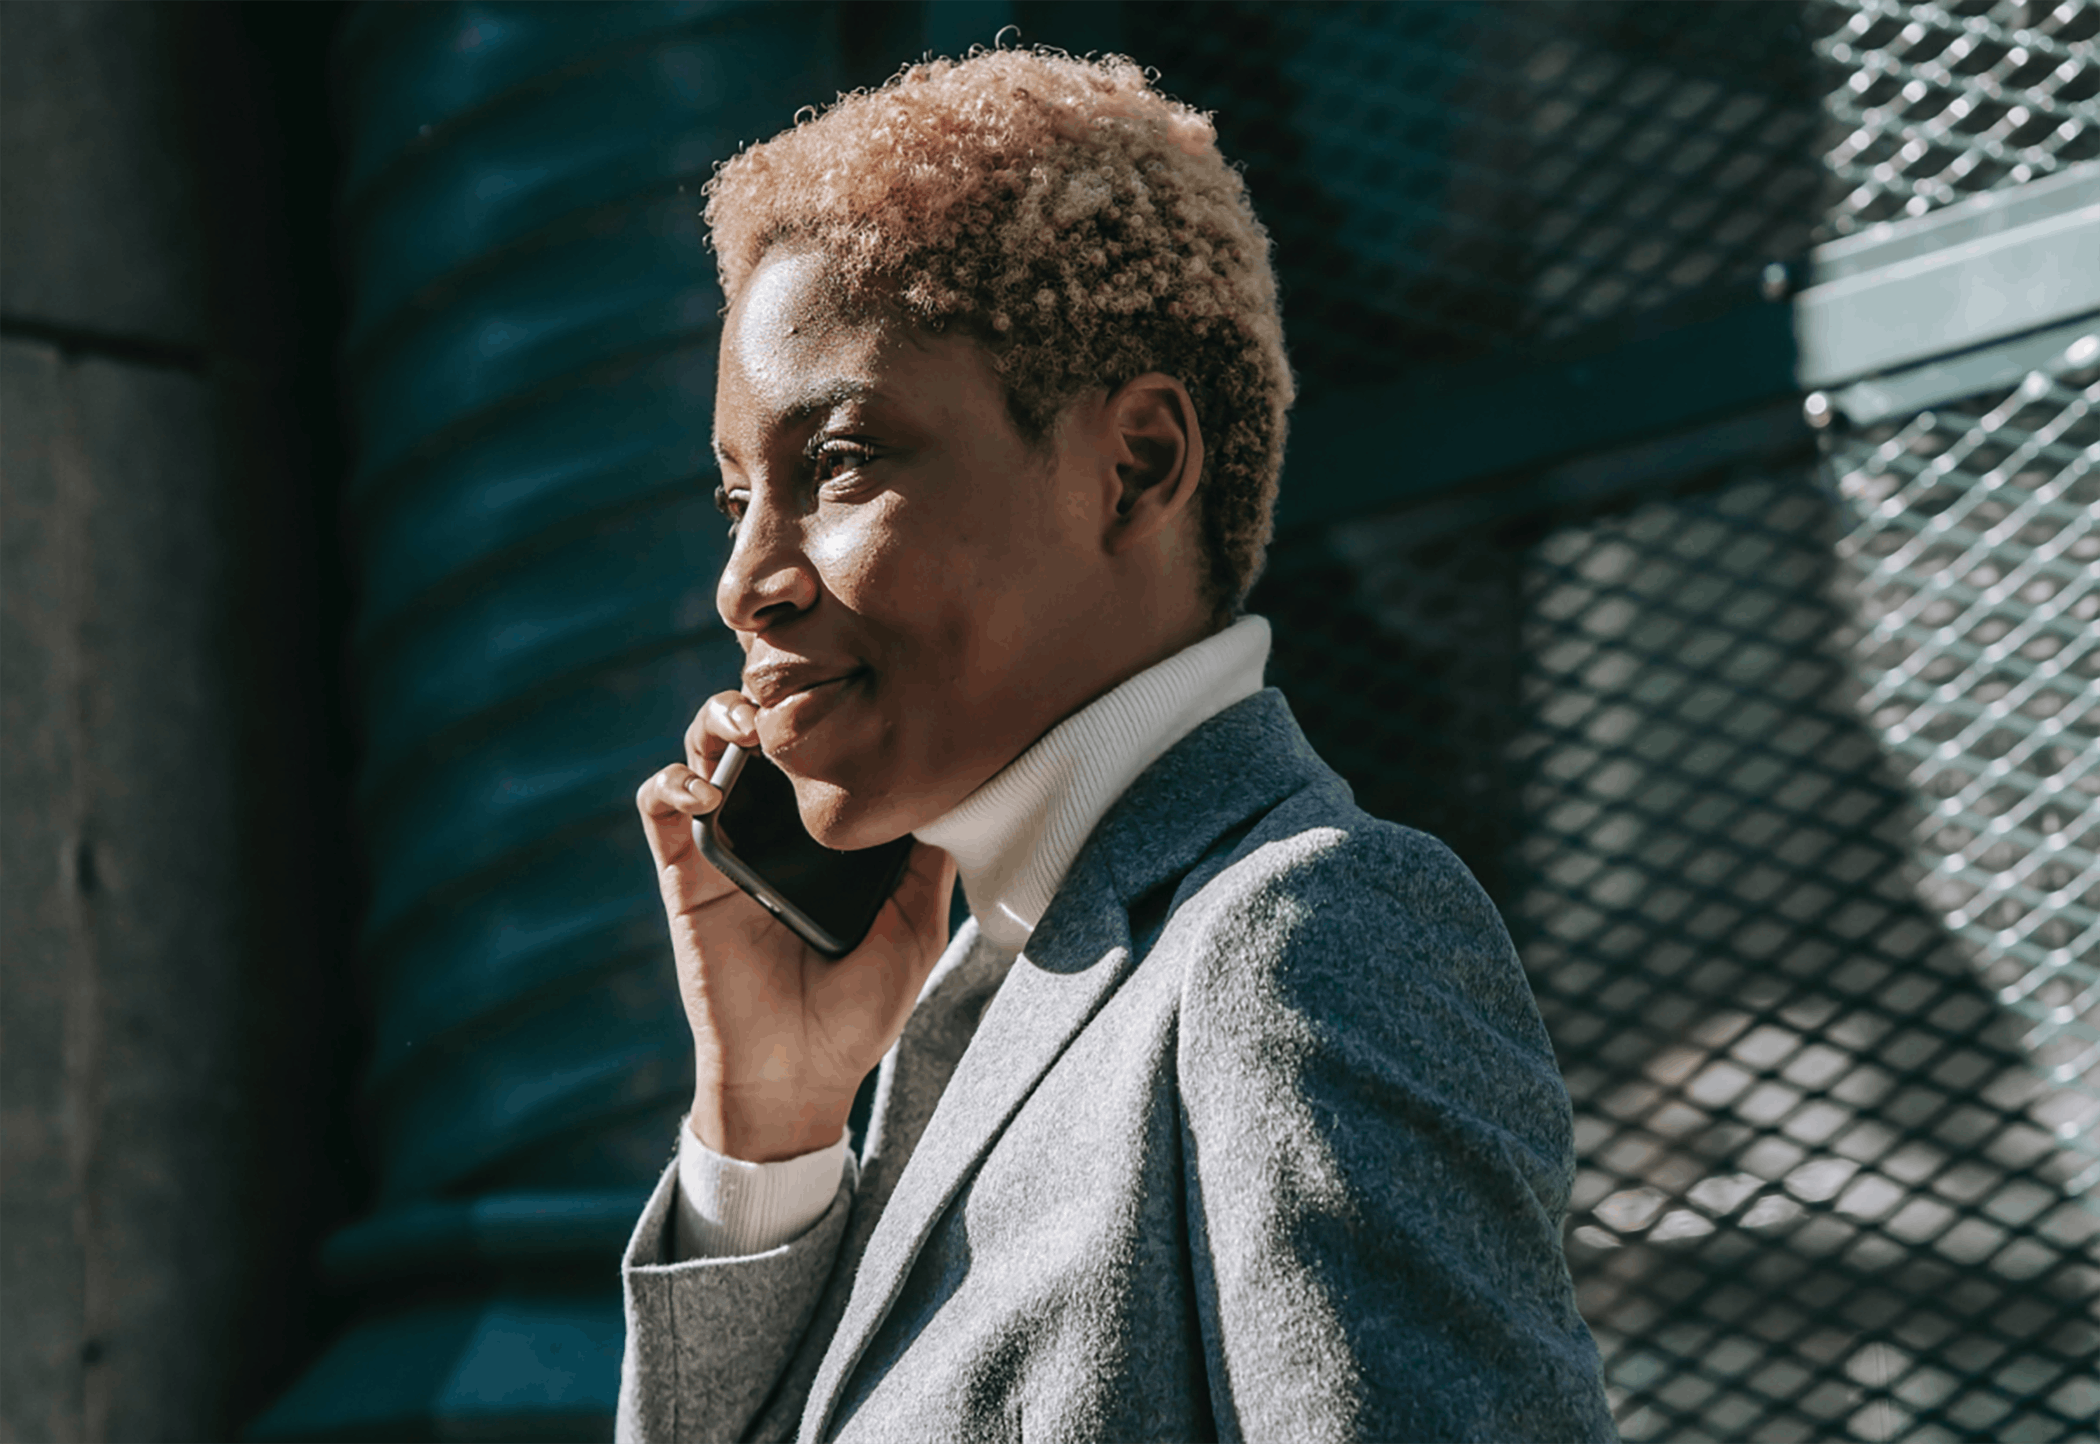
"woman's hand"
635,690,956,1161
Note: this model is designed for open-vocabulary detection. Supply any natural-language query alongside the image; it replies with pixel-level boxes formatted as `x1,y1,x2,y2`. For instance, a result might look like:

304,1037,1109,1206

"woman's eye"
810,439,875,483
712,482,747,537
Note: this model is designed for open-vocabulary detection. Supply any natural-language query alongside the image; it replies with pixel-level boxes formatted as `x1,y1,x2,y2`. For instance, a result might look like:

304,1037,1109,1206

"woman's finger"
685,691,761,777
635,763,721,872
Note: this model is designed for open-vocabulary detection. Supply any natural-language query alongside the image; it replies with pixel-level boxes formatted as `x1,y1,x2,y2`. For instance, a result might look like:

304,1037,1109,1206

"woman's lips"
758,670,864,748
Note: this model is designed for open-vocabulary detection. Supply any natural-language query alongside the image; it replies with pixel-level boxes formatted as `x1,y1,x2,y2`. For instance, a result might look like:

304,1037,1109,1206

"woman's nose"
716,493,818,633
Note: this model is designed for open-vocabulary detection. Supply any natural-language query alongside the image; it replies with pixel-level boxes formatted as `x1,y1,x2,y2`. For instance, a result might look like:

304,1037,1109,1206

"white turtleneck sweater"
672,616,1271,1259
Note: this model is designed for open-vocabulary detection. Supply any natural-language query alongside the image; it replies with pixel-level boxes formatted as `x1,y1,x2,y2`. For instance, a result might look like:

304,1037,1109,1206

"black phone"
693,743,915,958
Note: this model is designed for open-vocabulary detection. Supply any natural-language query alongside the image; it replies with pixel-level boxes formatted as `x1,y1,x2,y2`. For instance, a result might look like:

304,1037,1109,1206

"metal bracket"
1278,301,1798,533
1795,162,2100,393
1817,314,2100,429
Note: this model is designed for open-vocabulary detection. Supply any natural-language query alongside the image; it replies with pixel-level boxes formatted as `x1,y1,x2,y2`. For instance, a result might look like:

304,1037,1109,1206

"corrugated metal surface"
252,5,831,1435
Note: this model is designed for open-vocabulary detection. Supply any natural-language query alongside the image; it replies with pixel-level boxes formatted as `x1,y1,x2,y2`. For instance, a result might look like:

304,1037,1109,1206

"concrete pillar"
1,5,351,1439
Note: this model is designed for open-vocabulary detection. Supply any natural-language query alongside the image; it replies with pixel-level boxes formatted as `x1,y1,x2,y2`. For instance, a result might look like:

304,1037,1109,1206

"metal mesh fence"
1826,338,2100,1195
1811,0,2100,236
1261,463,2099,1442
1511,472,2095,1442
1162,1,2100,1439
1128,0,1824,385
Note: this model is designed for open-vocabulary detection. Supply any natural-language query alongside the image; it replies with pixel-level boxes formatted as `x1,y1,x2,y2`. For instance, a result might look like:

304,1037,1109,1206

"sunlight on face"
712,250,1126,849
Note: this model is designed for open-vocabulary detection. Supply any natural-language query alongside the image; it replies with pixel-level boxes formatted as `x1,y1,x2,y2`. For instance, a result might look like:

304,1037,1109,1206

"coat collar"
804,689,1330,1438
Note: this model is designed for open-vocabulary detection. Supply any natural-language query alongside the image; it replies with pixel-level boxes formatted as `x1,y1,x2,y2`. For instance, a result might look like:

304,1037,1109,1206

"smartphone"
694,743,915,958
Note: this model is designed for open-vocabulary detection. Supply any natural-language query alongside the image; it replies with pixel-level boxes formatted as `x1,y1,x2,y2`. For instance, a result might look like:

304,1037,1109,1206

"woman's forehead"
730,253,867,365
715,257,1003,458
720,256,891,415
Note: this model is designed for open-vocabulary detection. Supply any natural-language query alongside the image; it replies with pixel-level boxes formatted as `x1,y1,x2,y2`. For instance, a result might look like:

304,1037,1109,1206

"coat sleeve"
616,1148,857,1444
1177,823,1618,1444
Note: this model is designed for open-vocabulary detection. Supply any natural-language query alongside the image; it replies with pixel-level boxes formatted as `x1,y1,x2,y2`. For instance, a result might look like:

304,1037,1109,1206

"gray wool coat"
618,689,1617,1443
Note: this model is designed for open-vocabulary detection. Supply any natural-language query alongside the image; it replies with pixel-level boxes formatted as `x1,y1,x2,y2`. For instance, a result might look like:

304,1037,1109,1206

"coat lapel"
803,690,1329,1438
802,850,1136,1438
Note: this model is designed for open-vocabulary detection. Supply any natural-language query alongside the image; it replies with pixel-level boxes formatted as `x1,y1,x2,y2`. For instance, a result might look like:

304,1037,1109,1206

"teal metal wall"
253,5,832,1435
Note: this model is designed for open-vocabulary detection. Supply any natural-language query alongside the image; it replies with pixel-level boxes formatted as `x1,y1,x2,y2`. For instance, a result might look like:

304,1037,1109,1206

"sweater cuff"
671,1120,851,1260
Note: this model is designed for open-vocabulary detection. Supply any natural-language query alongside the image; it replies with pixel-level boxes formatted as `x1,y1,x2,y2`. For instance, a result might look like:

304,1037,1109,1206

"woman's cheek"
845,514,971,625
802,511,881,603
980,587,1036,655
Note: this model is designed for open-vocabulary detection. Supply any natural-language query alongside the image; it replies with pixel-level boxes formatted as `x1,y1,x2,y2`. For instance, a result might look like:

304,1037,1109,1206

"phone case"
694,745,908,958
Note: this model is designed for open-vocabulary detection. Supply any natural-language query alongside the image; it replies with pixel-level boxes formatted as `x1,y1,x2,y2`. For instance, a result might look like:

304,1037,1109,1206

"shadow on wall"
0,3,361,1440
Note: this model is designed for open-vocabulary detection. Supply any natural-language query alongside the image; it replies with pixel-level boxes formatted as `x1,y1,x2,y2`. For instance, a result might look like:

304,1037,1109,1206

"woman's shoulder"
1166,779,1558,1077
1183,779,1510,956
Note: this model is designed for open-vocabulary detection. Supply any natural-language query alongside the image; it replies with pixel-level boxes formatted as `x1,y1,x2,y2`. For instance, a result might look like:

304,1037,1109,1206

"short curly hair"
703,47,1294,622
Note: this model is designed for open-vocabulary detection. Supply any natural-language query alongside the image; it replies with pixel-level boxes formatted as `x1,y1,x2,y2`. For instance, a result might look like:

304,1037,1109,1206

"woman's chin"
790,775,918,851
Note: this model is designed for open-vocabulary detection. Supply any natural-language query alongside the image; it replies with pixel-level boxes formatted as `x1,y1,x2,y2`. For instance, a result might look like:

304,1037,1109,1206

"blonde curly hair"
703,47,1294,621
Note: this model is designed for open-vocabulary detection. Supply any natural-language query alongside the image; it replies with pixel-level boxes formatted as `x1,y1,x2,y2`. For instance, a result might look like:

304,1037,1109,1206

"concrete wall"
1,5,354,1438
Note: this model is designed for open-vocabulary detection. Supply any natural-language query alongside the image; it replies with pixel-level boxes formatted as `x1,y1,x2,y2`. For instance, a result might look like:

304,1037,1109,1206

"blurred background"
1,1,2093,1440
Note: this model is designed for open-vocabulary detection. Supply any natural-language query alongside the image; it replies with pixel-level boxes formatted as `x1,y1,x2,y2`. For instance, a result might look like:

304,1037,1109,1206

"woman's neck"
915,616,1271,953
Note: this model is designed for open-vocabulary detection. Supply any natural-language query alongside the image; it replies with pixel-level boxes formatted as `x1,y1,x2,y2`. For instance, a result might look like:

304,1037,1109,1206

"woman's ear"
1103,372,1204,551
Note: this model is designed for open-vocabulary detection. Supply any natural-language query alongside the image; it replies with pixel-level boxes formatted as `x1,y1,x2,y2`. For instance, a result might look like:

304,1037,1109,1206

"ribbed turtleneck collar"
914,616,1271,954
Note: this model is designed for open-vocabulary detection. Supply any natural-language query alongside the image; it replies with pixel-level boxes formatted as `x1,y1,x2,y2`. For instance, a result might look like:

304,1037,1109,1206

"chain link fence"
1139,1,2098,1439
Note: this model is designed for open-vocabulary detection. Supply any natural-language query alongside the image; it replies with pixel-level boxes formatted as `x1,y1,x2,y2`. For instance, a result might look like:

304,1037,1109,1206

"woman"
627,47,1614,1443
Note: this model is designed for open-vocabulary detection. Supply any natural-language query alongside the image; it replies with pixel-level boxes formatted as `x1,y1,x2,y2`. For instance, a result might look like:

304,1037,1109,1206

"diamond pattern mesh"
1812,0,2100,236
1181,0,2100,1436
1515,473,2096,1443
1127,0,1824,387
1826,336,2100,1197
1259,462,2099,1443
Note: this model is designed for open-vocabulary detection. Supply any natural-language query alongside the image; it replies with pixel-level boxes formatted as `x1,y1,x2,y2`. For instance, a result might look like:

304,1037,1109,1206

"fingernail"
733,704,756,732
685,776,713,801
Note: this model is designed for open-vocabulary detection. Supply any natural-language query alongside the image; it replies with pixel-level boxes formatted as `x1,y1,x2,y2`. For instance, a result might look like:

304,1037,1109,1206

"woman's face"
712,249,1124,849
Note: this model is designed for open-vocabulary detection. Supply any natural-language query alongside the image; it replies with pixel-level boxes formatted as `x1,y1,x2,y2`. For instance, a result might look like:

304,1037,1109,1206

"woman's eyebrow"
779,377,877,427
715,377,881,471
